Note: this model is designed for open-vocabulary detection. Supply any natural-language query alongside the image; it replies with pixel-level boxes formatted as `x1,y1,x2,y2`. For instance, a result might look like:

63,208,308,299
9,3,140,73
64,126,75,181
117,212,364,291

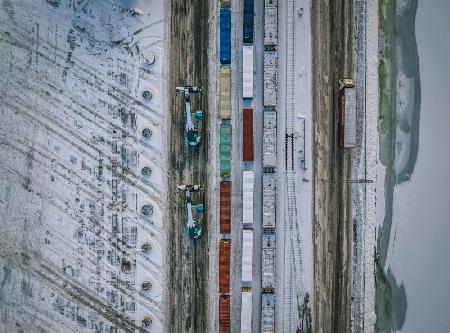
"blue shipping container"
220,8,231,64
243,0,254,44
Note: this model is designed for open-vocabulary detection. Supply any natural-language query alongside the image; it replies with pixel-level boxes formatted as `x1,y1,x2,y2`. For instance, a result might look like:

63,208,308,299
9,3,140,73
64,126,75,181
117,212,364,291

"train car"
338,79,356,148
220,124,232,177
241,229,253,283
264,0,278,47
243,109,254,161
261,293,275,333
219,295,231,333
220,8,231,64
243,46,254,99
242,171,254,225
220,181,231,233
262,173,276,229
219,240,231,293
220,66,231,119
263,51,277,107
243,0,254,44
263,111,277,168
240,288,253,333
261,233,276,291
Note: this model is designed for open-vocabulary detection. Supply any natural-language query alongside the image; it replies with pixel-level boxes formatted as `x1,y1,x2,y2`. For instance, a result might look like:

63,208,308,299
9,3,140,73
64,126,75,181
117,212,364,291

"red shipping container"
243,109,254,161
220,181,231,233
219,295,231,333
219,240,231,293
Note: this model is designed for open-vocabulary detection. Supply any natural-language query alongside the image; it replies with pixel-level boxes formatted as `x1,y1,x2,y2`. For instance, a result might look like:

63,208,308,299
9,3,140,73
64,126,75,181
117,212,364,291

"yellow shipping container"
220,66,231,120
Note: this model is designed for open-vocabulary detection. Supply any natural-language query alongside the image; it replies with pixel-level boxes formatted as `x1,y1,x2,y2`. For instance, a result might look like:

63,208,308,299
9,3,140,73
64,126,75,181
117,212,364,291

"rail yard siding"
219,240,231,293
263,51,278,107
261,293,275,333
243,109,254,161
261,233,276,291
263,111,277,168
338,85,356,148
241,229,254,282
220,181,232,233
243,46,254,99
220,8,231,64
262,173,276,228
241,289,253,333
220,66,232,119
243,0,254,44
264,0,278,47
220,124,232,177
242,171,254,225
219,295,231,333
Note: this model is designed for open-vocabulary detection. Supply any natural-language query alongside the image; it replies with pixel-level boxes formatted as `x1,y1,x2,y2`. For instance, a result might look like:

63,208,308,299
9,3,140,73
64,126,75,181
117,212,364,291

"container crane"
175,85,204,146
177,184,204,239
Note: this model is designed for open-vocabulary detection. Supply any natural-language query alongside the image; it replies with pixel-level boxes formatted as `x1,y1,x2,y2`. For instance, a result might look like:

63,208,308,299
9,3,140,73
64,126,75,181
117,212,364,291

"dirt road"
311,0,353,332
166,0,210,332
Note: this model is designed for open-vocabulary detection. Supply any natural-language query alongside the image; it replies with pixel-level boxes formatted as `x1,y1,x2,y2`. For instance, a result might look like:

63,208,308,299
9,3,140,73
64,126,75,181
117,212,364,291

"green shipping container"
220,124,232,177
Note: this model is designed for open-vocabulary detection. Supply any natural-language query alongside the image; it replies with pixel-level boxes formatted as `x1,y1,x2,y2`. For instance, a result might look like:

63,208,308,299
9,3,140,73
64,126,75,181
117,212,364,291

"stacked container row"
263,111,277,168
220,66,232,119
261,233,276,291
243,109,254,161
219,295,231,333
219,240,231,293
264,0,278,47
220,124,232,177
220,181,231,233
220,8,231,64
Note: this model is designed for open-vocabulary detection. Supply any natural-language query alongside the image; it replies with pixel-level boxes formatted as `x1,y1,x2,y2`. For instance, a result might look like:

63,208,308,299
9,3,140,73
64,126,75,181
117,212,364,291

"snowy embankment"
0,0,167,331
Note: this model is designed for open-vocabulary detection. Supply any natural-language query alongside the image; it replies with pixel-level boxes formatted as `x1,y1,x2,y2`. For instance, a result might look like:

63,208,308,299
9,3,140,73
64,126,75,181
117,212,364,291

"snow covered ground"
0,0,167,331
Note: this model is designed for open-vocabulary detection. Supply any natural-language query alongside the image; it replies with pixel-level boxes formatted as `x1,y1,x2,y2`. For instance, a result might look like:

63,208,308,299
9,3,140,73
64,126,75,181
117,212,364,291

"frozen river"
377,0,450,332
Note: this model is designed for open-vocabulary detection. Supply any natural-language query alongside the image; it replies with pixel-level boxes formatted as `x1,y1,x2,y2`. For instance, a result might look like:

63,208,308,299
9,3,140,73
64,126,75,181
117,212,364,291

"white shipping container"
261,233,276,290
263,111,277,168
242,170,254,225
264,0,277,46
262,173,276,228
343,87,356,147
242,229,253,282
243,46,254,99
261,293,275,333
241,290,253,333
263,51,277,106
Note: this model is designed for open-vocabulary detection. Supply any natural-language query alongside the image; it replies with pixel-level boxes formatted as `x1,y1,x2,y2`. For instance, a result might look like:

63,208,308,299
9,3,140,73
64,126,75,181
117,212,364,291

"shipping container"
242,171,254,225
261,293,275,333
243,0,254,44
338,79,356,148
261,233,275,291
264,0,278,47
220,124,232,177
220,181,231,233
263,51,277,107
243,46,254,99
219,240,231,293
220,8,231,64
242,229,253,282
243,109,254,161
262,173,276,229
263,111,277,168
240,289,253,333
219,295,231,333
220,66,232,119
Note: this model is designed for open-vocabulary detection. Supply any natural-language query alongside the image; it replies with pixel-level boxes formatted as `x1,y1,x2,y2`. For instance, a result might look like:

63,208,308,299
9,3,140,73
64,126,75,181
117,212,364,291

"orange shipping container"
219,240,231,293
220,181,232,233
219,295,231,333
243,109,254,161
